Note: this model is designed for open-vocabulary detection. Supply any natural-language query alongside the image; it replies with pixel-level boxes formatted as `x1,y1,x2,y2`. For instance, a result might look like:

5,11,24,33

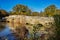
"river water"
0,22,17,40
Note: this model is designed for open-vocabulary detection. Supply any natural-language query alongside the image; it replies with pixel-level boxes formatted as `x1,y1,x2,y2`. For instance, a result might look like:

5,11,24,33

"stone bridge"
5,15,55,32
5,15,56,40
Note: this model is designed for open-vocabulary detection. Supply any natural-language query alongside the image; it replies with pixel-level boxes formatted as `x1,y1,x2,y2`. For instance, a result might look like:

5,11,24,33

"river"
0,22,17,40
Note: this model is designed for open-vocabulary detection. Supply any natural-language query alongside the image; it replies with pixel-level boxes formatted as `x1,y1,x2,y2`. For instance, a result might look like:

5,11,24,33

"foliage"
53,15,60,40
9,4,60,17
0,10,9,19
39,5,60,17
31,12,39,16
32,24,43,40
44,5,56,17
10,4,31,15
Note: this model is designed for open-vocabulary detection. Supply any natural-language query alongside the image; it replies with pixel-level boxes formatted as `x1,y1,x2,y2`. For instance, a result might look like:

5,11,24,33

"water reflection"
0,22,30,40
0,26,11,37
0,22,17,40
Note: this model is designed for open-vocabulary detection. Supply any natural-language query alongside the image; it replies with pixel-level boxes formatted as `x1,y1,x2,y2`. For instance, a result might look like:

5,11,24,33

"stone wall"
5,15,55,31
5,15,56,40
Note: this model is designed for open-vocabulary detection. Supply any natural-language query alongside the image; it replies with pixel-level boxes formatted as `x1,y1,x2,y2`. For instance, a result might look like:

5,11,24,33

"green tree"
31,12,39,16
44,5,57,17
0,9,9,19
55,9,60,15
39,11,46,17
10,4,31,15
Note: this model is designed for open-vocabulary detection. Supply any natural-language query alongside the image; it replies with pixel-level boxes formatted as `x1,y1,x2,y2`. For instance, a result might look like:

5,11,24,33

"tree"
31,12,39,16
55,9,60,15
10,4,31,15
39,11,46,17
0,9,9,19
44,5,57,17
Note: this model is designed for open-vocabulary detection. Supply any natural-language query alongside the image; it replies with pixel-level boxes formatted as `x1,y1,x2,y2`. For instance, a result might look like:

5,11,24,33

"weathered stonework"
5,15,56,40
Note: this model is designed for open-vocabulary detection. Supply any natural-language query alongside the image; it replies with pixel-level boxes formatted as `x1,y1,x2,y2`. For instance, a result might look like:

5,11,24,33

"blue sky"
0,0,60,12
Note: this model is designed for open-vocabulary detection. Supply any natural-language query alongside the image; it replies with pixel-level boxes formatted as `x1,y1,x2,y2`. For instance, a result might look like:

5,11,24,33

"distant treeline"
0,4,60,17
9,4,60,17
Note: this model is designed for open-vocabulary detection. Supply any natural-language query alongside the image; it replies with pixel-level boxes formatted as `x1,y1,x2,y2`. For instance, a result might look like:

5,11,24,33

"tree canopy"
1,4,60,17
0,10,9,19
10,4,31,15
